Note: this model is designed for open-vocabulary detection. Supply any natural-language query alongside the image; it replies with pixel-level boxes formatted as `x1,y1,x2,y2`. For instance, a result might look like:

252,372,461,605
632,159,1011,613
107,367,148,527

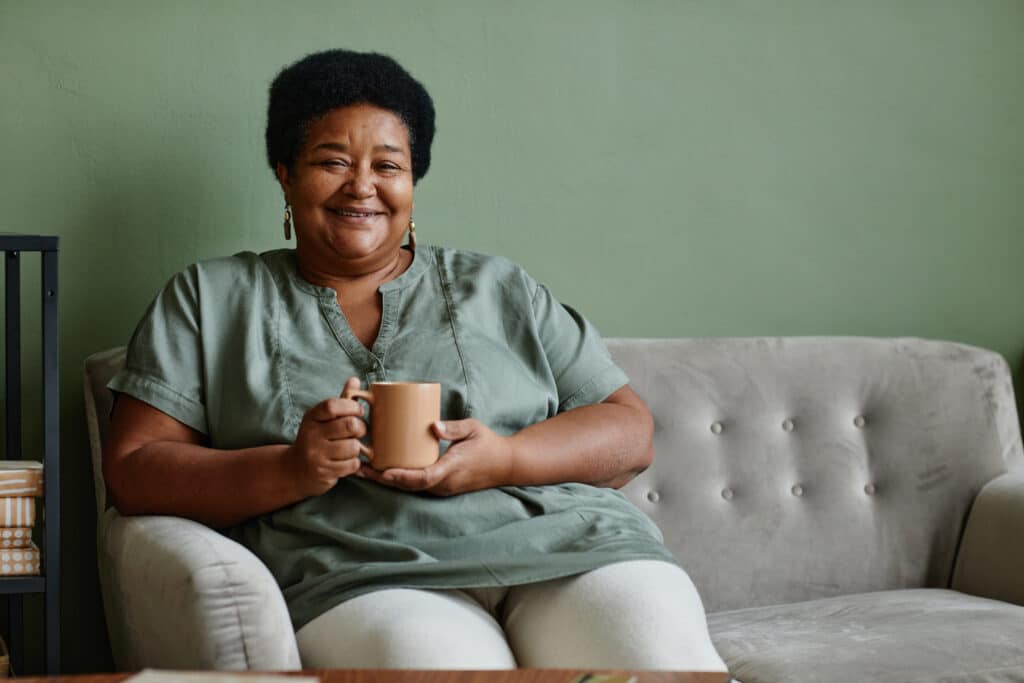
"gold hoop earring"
283,204,292,240
407,218,417,250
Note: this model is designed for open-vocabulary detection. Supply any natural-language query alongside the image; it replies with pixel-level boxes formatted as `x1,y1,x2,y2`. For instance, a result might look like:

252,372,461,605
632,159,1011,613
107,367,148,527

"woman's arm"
358,384,654,496
507,384,654,488
105,383,367,528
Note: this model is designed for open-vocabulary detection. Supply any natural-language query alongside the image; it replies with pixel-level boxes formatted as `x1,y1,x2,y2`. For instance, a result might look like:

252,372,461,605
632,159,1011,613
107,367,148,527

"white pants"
296,560,727,671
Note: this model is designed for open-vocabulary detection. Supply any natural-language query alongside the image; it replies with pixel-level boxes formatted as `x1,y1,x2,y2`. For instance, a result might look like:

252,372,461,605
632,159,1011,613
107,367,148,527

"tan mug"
343,382,441,469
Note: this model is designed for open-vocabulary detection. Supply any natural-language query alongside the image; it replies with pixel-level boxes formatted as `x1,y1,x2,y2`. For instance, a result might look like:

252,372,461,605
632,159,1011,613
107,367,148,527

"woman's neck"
296,246,413,349
296,246,412,295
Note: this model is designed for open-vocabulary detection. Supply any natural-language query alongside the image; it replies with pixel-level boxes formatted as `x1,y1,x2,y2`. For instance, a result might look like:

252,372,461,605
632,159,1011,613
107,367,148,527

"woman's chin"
323,232,398,263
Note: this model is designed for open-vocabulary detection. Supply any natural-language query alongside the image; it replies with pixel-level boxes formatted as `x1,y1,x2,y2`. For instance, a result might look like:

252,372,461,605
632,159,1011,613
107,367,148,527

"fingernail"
434,421,446,433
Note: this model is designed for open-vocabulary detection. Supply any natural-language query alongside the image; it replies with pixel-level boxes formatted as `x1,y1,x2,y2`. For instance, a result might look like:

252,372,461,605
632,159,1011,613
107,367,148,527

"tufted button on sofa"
85,337,1024,681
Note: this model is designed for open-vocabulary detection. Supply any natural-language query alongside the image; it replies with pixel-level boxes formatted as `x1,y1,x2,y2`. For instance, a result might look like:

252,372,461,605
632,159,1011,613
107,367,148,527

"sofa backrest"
84,347,126,516
610,337,1023,613
86,338,1024,613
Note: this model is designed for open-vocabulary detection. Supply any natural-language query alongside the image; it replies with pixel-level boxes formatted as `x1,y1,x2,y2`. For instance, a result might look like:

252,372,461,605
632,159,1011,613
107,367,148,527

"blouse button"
853,415,867,428
864,483,876,496
710,421,724,435
791,484,804,497
782,418,795,432
646,490,661,503
721,488,734,501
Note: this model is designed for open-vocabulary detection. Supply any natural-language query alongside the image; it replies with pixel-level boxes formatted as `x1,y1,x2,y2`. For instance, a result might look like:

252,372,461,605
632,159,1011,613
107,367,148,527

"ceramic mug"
343,381,441,469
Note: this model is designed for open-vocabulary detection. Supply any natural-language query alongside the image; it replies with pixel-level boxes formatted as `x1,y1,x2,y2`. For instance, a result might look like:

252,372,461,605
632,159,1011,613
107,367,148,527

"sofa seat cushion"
708,588,1024,683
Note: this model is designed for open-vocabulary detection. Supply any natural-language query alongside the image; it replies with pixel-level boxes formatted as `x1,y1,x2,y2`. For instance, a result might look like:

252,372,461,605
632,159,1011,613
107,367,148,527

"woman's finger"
318,415,366,441
432,418,477,442
322,437,364,462
307,396,364,422
340,376,362,398
387,456,460,491
333,456,363,478
379,467,432,490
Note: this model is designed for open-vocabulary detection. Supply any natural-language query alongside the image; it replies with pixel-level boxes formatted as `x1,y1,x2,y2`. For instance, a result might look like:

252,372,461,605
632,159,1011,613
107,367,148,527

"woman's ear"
275,162,291,197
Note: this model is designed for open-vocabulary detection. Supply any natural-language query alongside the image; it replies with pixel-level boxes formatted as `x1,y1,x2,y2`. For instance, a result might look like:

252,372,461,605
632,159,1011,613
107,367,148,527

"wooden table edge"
12,668,730,683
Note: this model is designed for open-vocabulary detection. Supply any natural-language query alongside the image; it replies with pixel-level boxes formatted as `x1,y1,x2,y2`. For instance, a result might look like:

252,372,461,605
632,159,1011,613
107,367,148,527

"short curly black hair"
265,49,436,183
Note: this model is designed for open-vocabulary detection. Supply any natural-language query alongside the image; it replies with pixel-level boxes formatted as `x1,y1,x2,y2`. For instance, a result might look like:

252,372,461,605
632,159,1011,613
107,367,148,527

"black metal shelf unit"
0,234,59,674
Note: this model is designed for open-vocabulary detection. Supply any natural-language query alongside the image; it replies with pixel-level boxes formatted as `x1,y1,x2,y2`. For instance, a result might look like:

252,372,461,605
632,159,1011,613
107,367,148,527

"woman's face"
277,104,414,272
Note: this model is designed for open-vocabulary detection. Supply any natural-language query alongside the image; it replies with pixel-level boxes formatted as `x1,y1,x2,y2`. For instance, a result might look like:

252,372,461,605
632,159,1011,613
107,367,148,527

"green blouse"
109,245,675,629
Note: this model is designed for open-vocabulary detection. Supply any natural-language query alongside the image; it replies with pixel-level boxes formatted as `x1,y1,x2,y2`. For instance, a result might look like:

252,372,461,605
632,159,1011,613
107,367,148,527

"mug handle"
341,387,375,461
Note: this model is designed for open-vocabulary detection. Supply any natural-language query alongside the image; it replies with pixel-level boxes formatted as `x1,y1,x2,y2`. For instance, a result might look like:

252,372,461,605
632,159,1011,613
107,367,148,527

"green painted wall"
1,0,1022,673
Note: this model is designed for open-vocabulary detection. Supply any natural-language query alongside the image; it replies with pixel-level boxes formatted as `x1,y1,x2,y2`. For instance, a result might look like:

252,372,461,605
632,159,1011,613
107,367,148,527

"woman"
104,49,726,672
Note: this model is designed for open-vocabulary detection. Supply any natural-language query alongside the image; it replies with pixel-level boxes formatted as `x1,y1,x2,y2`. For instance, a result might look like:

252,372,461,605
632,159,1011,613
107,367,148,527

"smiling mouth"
329,208,383,218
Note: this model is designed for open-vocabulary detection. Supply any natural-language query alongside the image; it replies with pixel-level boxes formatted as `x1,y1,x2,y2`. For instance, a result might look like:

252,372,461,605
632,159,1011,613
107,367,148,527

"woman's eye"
321,159,349,168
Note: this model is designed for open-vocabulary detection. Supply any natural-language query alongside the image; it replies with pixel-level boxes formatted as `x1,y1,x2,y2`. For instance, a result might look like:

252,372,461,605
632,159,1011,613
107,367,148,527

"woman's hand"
358,418,515,496
358,385,653,495
288,377,367,498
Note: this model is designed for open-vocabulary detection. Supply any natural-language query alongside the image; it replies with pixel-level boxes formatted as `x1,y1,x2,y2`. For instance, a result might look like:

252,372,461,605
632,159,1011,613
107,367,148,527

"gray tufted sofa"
84,337,1024,681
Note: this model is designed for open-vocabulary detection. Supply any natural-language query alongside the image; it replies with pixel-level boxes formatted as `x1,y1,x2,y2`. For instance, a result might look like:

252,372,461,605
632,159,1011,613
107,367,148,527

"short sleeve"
530,282,630,411
107,266,208,433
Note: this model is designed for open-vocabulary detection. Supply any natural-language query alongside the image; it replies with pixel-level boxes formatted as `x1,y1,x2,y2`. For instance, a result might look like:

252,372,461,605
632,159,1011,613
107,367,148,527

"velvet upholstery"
98,509,299,670
952,471,1024,606
85,348,300,670
607,337,1022,612
709,589,1024,683
84,337,1024,679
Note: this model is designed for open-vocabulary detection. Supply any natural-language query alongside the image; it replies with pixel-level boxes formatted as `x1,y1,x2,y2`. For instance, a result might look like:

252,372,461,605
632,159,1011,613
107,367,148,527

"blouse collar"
283,245,430,298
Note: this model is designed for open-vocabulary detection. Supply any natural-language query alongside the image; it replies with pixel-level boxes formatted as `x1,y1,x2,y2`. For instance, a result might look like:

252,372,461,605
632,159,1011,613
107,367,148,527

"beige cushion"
709,589,1024,683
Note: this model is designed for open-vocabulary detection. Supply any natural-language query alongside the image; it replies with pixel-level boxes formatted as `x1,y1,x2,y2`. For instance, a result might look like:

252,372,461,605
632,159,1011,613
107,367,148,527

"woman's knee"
503,561,726,671
297,588,516,669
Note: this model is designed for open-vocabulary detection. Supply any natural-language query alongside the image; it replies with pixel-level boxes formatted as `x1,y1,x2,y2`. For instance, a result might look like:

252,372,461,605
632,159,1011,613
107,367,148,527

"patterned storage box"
0,461,43,497
0,498,34,527
0,543,39,576
0,528,33,549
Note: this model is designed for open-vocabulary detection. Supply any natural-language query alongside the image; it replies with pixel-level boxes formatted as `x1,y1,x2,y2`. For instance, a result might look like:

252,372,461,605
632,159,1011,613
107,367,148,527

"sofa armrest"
98,509,301,670
952,470,1024,606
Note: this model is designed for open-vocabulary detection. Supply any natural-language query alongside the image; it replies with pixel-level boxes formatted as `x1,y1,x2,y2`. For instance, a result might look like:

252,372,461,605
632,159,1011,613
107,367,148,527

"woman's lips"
328,207,384,223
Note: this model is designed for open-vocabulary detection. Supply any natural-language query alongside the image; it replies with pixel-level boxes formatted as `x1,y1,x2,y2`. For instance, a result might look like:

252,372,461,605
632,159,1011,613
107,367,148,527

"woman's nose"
343,166,375,198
